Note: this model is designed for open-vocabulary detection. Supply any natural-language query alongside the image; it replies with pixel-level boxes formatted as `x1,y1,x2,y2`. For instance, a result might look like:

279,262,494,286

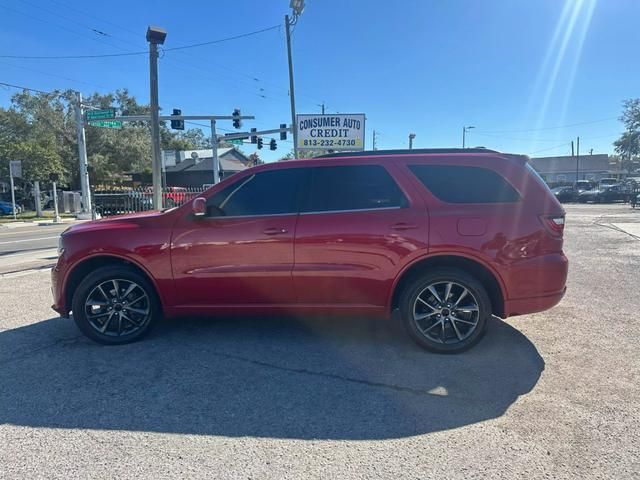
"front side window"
302,165,407,213
409,165,520,203
206,168,305,217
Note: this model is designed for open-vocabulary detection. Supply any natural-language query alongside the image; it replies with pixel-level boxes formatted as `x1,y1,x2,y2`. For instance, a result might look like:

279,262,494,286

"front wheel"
399,268,491,353
71,265,160,345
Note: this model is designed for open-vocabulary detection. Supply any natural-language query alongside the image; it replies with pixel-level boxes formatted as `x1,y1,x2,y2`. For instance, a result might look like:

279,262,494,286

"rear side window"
207,168,305,217
302,165,407,213
408,165,520,203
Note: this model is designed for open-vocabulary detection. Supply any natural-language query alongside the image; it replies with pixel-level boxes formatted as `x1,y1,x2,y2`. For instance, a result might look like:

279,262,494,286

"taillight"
540,215,565,236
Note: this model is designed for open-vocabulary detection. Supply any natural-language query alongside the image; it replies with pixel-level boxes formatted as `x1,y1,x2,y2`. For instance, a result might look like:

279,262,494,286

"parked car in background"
574,180,594,193
551,186,577,203
577,184,628,203
0,200,22,215
598,178,618,188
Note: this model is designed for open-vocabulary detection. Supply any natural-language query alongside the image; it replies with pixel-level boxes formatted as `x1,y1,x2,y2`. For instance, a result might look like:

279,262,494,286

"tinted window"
302,165,407,212
409,165,520,203
207,168,305,217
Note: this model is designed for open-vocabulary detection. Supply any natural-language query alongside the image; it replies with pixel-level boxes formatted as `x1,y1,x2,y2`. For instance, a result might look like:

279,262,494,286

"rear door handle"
263,227,288,235
390,223,418,231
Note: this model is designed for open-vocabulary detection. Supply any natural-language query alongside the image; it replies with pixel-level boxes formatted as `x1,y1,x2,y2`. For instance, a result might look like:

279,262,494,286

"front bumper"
50,259,69,318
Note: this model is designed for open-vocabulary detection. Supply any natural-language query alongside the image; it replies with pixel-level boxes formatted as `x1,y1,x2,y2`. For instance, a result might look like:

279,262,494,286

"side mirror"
192,197,206,217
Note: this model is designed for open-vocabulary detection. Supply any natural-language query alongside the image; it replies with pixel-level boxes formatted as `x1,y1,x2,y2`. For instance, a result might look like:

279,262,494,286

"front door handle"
390,223,418,231
263,227,288,235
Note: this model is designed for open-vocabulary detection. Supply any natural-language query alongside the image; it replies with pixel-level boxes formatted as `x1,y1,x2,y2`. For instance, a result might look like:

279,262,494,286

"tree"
614,99,640,173
248,152,262,166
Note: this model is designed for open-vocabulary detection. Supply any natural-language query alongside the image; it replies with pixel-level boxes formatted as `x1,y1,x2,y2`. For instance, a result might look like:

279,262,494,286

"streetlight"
462,125,475,148
146,25,167,209
286,0,305,158
409,133,416,150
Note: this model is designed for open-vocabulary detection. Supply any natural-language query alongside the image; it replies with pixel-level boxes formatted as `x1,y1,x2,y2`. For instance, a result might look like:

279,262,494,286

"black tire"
399,267,491,353
71,265,160,345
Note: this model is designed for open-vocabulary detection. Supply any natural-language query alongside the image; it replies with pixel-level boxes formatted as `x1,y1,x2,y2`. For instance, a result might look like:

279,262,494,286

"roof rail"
316,148,500,158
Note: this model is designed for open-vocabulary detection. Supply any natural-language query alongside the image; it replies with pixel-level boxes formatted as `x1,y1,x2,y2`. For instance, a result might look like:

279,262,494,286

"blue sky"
0,0,638,162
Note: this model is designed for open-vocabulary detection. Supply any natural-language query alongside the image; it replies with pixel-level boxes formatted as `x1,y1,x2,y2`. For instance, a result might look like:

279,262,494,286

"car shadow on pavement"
0,314,544,440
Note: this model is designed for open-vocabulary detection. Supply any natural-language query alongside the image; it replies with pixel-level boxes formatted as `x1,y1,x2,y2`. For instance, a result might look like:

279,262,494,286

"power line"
477,117,618,135
0,81,53,95
163,25,280,52
0,25,281,59
528,143,572,156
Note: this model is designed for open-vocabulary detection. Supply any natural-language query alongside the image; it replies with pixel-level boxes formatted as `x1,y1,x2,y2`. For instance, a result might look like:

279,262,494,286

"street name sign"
296,113,365,151
9,160,22,178
88,120,122,129
86,108,116,121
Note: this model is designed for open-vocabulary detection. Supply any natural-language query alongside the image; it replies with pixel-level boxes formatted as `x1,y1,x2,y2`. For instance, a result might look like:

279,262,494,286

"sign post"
296,114,366,152
9,160,21,220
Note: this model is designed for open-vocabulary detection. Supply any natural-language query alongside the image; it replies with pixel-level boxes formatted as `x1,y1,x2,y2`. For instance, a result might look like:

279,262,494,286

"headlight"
58,236,65,257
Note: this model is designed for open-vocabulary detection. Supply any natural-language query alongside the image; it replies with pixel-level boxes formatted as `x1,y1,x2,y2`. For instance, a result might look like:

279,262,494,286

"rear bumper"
503,252,568,317
504,287,566,317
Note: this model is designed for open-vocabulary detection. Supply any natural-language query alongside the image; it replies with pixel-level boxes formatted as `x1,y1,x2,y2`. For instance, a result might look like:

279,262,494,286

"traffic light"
257,137,263,149
280,124,287,140
250,128,257,144
171,109,184,130
270,139,277,151
232,108,241,129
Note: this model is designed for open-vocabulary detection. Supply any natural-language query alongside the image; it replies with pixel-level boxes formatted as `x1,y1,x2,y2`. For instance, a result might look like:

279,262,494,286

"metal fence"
93,187,207,217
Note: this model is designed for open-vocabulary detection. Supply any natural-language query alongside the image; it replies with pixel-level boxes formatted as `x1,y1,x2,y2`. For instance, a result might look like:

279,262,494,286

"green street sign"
88,120,122,129
86,108,116,121
227,139,243,145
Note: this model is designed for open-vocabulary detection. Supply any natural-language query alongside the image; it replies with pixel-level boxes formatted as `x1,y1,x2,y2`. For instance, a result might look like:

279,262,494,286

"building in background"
529,154,621,184
162,148,249,187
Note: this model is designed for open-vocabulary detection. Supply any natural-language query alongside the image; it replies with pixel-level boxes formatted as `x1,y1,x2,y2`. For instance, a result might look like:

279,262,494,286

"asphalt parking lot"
0,204,638,479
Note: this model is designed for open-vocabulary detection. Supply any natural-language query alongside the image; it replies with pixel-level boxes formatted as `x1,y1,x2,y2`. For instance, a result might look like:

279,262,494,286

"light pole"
409,133,416,150
286,0,305,159
462,125,475,148
146,25,167,210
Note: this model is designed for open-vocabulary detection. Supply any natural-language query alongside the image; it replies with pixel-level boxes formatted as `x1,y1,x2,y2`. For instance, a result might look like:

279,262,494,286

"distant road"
0,224,69,274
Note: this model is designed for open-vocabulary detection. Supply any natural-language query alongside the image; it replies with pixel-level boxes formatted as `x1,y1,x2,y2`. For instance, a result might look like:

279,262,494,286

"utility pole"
285,15,298,159
74,91,92,217
409,133,416,150
571,141,574,157
146,26,167,209
33,181,42,217
210,119,220,184
52,179,61,223
576,136,580,181
462,126,475,148
285,1,304,159
372,130,377,150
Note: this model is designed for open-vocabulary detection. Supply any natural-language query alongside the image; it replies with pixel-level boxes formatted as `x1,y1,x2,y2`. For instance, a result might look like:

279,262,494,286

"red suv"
52,149,568,353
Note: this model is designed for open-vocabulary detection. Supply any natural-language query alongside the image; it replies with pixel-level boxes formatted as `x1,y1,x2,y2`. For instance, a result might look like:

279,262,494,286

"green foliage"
614,99,640,171
0,88,214,188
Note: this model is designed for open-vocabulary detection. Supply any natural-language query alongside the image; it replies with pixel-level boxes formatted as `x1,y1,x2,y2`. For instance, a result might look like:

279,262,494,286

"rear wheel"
71,265,160,345
399,268,491,353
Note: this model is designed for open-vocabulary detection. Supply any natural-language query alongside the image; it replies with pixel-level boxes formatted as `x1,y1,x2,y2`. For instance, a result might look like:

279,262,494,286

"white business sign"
296,113,365,151
9,160,22,178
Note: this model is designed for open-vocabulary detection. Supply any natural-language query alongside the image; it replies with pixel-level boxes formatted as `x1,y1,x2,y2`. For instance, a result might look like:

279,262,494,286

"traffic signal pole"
211,119,220,184
74,91,92,217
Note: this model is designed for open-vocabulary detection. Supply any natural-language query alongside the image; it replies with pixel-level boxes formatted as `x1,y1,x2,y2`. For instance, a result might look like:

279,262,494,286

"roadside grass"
0,211,76,223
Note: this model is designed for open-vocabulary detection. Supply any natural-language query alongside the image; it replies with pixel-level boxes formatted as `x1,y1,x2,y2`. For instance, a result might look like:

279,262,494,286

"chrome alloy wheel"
84,279,151,337
412,281,480,344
